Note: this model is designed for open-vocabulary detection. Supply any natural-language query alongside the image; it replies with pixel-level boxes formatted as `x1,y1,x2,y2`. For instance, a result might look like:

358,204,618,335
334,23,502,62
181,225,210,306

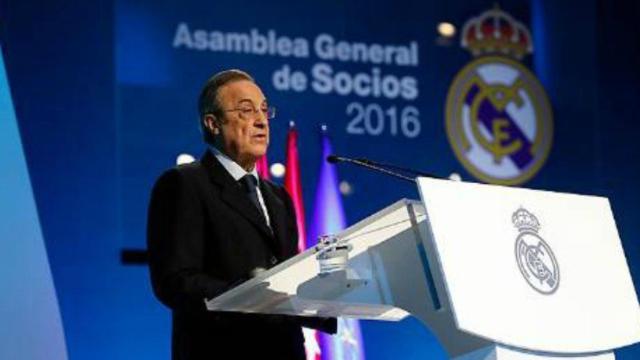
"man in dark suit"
147,69,334,359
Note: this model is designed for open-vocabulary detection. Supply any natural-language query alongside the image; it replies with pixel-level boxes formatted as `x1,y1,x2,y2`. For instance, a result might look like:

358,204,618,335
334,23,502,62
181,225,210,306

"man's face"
210,80,270,169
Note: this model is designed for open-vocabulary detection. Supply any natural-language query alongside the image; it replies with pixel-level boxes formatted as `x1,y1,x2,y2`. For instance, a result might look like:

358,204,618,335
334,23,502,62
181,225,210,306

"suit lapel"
201,151,279,254
259,181,288,259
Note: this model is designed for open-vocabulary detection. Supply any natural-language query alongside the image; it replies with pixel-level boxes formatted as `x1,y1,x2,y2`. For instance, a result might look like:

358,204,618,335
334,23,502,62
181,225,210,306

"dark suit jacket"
147,150,333,360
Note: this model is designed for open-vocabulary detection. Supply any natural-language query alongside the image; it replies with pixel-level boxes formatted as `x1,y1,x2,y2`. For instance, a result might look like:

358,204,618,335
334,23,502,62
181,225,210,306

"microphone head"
326,155,340,164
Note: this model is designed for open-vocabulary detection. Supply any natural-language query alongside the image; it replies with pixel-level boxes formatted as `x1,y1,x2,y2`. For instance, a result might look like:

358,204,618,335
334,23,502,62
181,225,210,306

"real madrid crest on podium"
446,7,553,185
512,207,559,294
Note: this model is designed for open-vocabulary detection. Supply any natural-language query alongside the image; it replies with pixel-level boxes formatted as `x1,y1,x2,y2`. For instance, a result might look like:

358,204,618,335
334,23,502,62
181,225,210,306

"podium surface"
205,199,426,321
417,178,640,354
206,178,640,359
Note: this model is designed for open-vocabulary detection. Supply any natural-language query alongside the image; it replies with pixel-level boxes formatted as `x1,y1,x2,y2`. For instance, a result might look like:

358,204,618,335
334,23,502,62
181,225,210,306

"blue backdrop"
1,0,639,358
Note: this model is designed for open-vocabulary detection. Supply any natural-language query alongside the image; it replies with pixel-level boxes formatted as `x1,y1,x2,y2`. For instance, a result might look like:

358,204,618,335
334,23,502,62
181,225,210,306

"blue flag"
308,126,365,360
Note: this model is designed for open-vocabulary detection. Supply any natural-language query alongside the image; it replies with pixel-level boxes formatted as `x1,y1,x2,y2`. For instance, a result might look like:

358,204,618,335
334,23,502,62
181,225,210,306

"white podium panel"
417,178,640,354
455,345,614,360
206,178,640,359
205,200,423,320
206,199,489,356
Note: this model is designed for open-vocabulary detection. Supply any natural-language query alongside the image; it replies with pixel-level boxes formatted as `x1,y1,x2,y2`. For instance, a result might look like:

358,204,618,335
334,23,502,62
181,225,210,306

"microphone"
327,155,441,183
326,155,347,164
353,157,444,179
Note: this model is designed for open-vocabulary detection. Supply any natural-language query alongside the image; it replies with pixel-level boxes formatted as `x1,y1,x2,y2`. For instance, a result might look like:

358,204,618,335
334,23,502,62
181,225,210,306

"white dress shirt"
210,147,271,228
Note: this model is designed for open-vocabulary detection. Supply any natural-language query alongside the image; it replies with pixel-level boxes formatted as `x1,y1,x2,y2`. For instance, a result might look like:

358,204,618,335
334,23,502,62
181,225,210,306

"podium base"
453,345,614,360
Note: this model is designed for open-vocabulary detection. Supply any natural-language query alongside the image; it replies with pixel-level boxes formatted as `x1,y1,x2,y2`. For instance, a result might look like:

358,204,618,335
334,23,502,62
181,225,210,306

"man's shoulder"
153,160,209,190
176,160,208,177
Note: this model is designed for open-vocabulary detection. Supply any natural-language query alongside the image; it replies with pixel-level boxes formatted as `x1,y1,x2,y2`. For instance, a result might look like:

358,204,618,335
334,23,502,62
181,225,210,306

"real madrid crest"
446,7,553,185
512,208,559,294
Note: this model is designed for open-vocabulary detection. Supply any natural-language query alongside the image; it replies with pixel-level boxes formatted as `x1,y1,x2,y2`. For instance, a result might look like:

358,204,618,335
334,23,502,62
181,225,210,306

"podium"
205,178,640,359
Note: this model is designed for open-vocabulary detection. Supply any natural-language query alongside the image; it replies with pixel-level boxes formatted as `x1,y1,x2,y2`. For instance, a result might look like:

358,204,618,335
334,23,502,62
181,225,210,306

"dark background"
1,0,639,358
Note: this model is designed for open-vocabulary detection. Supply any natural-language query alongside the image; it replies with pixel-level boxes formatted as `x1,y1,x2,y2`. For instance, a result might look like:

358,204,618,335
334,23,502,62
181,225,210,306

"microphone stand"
354,158,444,180
327,155,442,183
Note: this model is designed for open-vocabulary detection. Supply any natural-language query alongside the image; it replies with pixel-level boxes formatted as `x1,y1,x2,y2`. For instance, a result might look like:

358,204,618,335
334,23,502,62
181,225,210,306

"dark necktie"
240,175,267,223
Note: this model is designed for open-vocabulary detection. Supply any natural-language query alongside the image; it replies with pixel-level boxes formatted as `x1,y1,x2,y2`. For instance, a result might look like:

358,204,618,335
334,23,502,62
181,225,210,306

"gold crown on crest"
461,6,533,60
512,207,540,232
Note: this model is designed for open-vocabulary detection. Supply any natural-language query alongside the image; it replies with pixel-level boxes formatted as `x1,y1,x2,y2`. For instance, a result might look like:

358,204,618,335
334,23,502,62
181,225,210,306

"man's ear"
204,114,220,135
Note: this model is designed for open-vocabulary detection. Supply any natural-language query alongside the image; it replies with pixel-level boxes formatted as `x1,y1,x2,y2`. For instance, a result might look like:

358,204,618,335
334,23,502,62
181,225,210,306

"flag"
284,122,321,360
256,154,270,180
308,126,365,360
284,123,308,252
307,128,347,246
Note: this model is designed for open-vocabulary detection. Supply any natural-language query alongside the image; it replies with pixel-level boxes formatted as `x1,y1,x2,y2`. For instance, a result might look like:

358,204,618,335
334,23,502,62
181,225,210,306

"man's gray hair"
198,69,254,145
